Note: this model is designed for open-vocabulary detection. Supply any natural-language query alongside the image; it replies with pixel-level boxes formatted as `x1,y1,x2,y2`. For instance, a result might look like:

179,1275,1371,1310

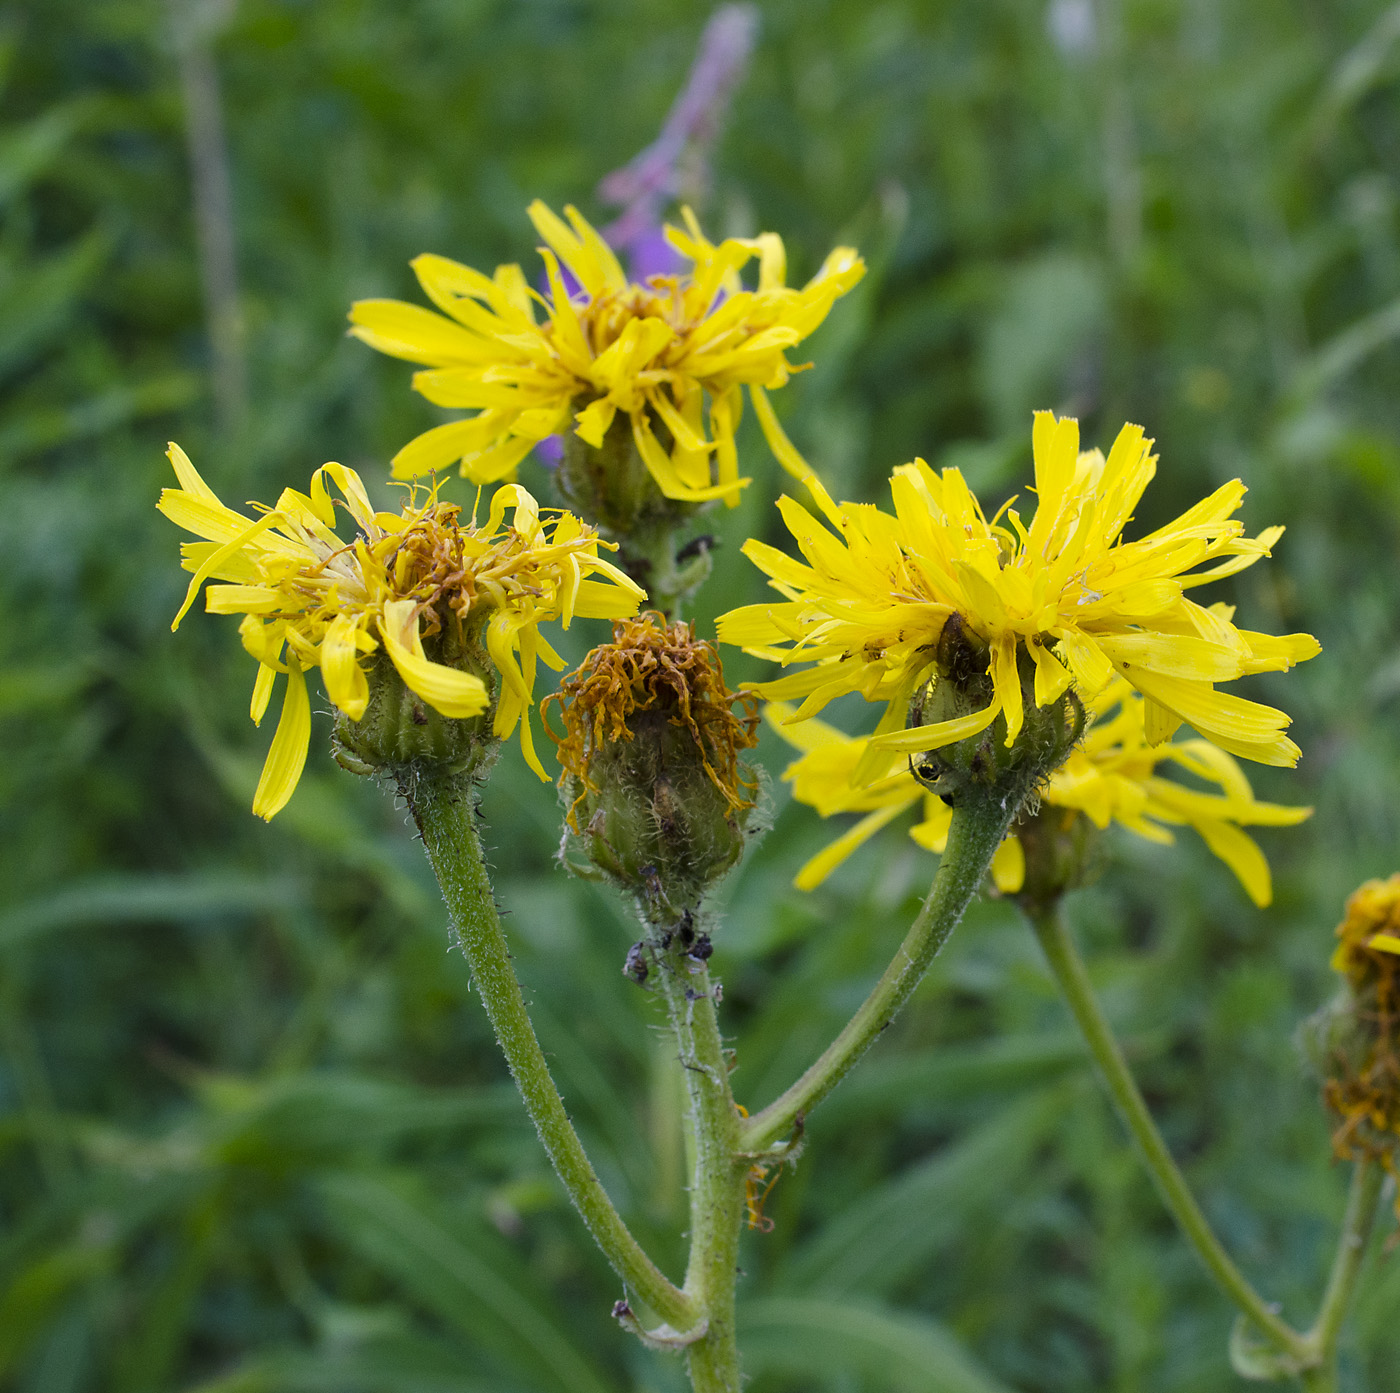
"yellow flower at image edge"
768,679,1312,907
158,444,644,818
1324,875,1400,1213
720,411,1320,770
348,201,864,504
1332,875,1400,976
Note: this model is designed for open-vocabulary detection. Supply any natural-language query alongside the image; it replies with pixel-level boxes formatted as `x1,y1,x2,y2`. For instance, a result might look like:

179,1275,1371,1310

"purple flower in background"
599,5,757,260
627,225,685,283
531,7,757,471
535,434,564,467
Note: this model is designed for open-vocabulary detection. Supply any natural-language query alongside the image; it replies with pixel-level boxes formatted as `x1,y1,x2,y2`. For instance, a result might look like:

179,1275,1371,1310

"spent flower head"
720,412,1319,782
348,201,864,507
1314,876,1400,1214
769,676,1311,905
546,612,759,918
159,444,643,817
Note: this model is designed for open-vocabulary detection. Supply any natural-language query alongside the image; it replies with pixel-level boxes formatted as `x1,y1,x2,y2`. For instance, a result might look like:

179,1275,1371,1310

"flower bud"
1011,804,1104,909
546,613,760,924
908,615,1085,810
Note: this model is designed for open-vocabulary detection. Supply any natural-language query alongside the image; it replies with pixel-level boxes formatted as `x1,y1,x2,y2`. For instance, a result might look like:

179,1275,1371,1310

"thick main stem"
1027,900,1310,1363
1299,1158,1384,1389
656,943,745,1392
407,768,694,1331
741,793,1015,1152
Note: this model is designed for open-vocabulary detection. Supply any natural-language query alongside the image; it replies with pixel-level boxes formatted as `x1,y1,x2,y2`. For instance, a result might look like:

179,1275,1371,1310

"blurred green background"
4,0,1400,1389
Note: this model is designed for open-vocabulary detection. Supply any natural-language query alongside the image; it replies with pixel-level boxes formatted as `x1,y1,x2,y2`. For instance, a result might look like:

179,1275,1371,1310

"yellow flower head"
158,444,644,818
348,201,864,504
1331,875,1400,981
769,677,1311,906
721,412,1320,771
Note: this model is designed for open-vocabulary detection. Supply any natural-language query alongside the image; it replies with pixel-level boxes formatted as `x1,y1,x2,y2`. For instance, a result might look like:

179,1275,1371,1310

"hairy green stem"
740,793,1016,1153
1298,1158,1384,1389
624,518,712,620
407,768,695,1331
1026,900,1310,1362
655,941,745,1391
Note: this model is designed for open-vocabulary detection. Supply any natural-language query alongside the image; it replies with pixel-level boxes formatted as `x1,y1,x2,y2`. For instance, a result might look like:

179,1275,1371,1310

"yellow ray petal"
868,699,1000,754
631,413,746,503
574,396,617,448
166,441,221,504
378,599,489,719
172,511,286,631
1029,637,1072,707
252,665,312,820
750,384,845,527
794,802,909,891
322,612,370,721
390,417,513,478
990,835,1025,894
1192,818,1271,907
991,634,1023,746
348,299,487,366
909,797,954,853
250,661,278,726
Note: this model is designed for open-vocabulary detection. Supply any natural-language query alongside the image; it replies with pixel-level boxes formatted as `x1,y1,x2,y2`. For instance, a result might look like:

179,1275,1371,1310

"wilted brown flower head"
1320,876,1400,1206
547,612,759,830
545,612,760,918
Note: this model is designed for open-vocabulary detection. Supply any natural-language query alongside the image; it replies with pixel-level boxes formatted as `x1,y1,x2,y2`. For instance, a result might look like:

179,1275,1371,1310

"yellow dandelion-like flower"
348,201,864,503
720,411,1320,769
158,444,644,818
769,677,1312,906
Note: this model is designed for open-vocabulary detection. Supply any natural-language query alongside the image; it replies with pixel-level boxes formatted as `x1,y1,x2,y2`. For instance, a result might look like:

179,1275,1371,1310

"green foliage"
2,0,1400,1389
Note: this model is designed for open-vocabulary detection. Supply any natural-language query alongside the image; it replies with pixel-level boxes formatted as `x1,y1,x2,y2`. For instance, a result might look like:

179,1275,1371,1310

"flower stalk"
741,790,1016,1153
405,765,696,1332
1024,898,1311,1364
1297,1159,1384,1391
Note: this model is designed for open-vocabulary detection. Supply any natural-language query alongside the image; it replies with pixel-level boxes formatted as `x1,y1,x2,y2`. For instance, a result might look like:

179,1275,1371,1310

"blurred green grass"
3,0,1400,1389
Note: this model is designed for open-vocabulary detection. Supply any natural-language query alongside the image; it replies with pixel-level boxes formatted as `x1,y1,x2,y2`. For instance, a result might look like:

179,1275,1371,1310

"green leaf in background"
0,873,305,951
740,1296,1017,1393
182,1330,502,1393
318,1171,618,1393
779,1090,1067,1299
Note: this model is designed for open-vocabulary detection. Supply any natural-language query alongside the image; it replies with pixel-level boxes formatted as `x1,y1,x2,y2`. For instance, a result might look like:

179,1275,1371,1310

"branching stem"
407,767,695,1332
654,943,745,1391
